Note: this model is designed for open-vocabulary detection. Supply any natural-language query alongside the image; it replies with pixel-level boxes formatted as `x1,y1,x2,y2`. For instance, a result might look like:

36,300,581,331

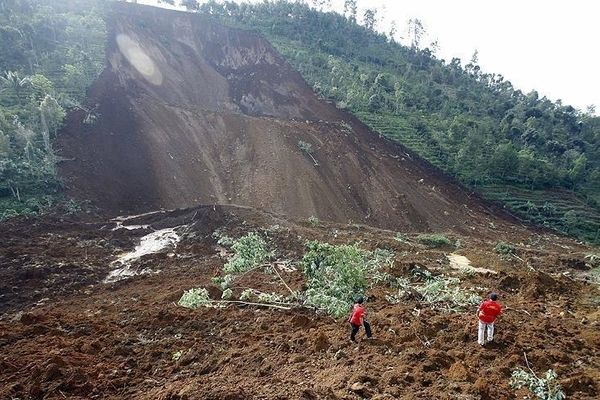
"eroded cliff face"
58,2,504,232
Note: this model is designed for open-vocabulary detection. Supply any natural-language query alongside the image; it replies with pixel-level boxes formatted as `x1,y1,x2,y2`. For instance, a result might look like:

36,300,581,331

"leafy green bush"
495,241,516,256
222,232,273,274
510,368,565,400
301,241,393,317
298,140,319,165
221,288,233,300
298,140,313,154
212,274,235,290
417,233,453,248
307,215,320,227
393,232,410,244
178,288,212,309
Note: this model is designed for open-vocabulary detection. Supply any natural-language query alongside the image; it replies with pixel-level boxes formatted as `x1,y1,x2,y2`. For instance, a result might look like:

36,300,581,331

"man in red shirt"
477,292,502,346
349,296,372,342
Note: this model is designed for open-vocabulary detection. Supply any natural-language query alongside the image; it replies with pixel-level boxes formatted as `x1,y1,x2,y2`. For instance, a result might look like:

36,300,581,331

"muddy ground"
1,205,598,399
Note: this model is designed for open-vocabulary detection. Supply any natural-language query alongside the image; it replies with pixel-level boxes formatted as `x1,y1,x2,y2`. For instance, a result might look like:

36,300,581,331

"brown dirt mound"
58,2,512,233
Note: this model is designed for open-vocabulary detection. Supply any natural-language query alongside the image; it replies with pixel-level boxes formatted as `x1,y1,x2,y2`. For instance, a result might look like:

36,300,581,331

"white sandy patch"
105,227,181,283
447,253,497,275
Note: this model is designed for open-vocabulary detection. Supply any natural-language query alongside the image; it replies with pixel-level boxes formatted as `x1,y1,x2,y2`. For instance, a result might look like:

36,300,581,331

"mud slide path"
59,2,515,234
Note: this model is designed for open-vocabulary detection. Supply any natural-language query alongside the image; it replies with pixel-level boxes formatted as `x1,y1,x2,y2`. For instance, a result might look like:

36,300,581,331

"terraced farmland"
353,111,448,169
480,184,600,242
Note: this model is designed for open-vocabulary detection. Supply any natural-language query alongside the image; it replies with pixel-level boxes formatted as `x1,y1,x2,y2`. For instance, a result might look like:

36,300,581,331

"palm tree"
0,71,31,101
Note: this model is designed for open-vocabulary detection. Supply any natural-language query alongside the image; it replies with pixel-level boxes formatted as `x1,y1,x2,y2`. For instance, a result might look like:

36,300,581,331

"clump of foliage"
222,232,273,274
221,288,233,300
394,232,411,244
495,241,516,256
178,287,212,309
301,241,393,317
386,274,479,311
0,0,107,217
417,233,453,248
182,235,395,317
307,215,320,227
298,140,319,166
584,253,600,267
510,368,565,400
171,351,182,361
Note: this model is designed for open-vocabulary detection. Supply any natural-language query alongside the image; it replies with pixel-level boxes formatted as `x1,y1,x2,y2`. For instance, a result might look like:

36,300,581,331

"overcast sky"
139,0,599,113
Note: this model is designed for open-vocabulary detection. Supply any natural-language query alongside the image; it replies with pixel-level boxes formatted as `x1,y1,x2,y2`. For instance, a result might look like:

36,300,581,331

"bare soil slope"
59,2,507,232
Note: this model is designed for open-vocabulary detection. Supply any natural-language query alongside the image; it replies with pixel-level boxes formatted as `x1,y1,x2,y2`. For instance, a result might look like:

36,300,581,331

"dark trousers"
350,321,372,341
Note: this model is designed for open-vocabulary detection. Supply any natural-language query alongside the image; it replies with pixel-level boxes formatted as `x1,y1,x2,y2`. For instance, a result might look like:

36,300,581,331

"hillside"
182,0,600,243
58,2,508,233
0,3,599,400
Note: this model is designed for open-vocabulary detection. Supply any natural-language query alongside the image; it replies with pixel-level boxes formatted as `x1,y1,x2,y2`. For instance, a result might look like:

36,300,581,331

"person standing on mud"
477,292,502,346
349,296,372,342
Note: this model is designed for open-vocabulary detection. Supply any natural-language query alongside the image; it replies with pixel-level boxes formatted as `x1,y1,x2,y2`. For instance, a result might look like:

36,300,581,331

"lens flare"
116,34,163,85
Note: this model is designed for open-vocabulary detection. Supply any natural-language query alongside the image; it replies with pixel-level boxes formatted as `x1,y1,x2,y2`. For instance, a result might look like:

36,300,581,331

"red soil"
0,206,598,399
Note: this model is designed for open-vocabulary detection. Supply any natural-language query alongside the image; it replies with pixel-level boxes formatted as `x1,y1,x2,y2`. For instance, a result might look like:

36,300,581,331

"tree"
181,0,199,11
407,18,425,48
39,94,65,153
388,20,397,42
568,153,587,187
62,64,87,99
0,71,31,103
490,142,518,179
343,0,357,22
563,210,579,233
363,9,377,31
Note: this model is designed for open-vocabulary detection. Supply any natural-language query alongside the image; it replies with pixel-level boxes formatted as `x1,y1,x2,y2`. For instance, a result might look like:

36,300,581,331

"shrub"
417,233,453,248
239,288,254,301
301,241,393,317
221,288,233,300
298,140,319,165
212,274,235,290
495,241,516,256
222,232,273,274
393,232,410,243
308,215,320,226
298,140,313,154
510,368,565,400
178,288,212,309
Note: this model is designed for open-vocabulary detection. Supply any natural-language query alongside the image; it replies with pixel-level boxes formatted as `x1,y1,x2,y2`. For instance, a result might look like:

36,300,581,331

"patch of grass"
172,351,182,361
590,267,600,287
417,233,453,248
393,232,411,244
307,215,320,227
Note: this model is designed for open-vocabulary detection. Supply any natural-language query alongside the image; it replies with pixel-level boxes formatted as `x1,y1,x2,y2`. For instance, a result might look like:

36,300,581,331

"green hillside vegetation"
0,0,106,218
183,0,600,242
